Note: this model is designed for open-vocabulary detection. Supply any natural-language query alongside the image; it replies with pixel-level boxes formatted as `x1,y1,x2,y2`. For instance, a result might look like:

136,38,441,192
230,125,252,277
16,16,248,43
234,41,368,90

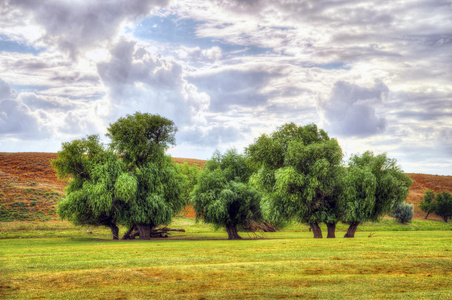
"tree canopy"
246,123,343,238
191,149,262,239
52,112,184,240
434,191,452,222
419,190,436,219
339,151,412,237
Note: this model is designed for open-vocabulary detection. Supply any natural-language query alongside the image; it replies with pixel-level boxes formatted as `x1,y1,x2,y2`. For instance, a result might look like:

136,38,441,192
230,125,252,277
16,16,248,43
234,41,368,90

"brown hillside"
0,153,204,221
1,153,451,221
405,173,452,220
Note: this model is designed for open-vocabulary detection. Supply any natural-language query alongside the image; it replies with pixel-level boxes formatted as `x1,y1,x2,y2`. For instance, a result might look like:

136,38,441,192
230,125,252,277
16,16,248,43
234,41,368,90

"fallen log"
122,226,185,240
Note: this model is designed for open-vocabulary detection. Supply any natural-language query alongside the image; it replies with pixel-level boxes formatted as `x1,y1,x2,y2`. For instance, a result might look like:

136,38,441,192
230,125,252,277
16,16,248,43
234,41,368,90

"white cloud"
317,80,389,137
97,39,210,127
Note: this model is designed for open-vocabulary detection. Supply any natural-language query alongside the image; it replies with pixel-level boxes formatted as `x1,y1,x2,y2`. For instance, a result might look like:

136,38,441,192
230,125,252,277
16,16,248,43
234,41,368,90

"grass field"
1,218,451,299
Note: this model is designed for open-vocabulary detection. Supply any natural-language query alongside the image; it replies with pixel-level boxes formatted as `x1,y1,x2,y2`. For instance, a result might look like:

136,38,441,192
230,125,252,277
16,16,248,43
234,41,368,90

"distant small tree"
392,202,414,224
434,191,452,222
191,149,262,240
419,190,436,219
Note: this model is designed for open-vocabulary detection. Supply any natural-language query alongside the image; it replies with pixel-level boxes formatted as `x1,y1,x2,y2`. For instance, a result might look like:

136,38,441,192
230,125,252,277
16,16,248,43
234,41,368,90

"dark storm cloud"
317,81,389,137
7,0,169,57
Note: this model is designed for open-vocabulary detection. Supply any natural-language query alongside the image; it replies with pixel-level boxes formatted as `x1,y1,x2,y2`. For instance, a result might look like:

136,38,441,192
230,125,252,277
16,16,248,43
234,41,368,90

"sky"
0,0,451,175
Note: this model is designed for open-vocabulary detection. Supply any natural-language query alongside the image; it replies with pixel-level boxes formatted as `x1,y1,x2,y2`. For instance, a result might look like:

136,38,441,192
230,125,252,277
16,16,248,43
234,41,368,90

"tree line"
52,112,425,240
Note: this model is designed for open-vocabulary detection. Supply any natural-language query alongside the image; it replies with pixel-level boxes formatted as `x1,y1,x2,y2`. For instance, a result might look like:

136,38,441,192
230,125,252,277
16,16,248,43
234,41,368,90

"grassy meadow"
1,218,451,299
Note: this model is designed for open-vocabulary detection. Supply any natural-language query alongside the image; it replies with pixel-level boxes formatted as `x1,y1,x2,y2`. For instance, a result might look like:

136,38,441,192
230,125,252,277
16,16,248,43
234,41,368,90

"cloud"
0,78,49,138
177,46,222,63
97,39,210,126
187,66,280,112
5,0,169,57
178,124,246,147
317,81,389,137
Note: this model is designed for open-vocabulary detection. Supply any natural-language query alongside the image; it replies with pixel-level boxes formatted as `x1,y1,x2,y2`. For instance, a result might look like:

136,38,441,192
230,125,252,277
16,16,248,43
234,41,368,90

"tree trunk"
344,222,359,238
110,223,119,240
442,216,448,223
226,225,242,240
121,225,136,240
326,222,336,238
424,212,430,219
136,224,153,240
309,222,322,238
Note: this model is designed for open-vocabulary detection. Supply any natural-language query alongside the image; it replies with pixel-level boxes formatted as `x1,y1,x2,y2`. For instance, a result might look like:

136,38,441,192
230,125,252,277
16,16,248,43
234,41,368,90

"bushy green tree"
191,149,262,240
392,202,414,224
247,123,343,238
339,151,412,237
53,112,184,240
419,190,436,219
434,191,452,222
52,135,126,239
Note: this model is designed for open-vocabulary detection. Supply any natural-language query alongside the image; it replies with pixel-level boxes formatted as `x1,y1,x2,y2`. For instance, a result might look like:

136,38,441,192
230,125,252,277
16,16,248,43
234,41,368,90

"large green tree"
191,149,262,240
246,123,343,238
53,112,185,240
52,135,126,239
339,151,412,237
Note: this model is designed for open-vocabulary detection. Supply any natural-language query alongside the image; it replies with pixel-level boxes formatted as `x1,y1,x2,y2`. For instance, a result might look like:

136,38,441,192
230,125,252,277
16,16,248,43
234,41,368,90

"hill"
1,153,451,222
0,153,205,221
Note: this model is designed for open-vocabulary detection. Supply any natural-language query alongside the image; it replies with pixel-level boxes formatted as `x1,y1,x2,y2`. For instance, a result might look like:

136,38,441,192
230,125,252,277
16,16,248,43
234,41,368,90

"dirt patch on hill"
1,153,451,221
405,173,452,220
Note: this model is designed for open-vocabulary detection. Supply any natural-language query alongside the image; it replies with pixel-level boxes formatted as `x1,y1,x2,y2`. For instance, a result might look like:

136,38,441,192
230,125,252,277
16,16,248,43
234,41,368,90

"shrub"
393,202,414,224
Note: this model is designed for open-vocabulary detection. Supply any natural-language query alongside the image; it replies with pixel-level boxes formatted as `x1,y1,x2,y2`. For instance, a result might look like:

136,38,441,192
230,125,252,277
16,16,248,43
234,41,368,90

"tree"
419,190,436,219
53,112,185,240
339,151,412,237
191,149,262,240
392,202,414,224
247,123,343,238
52,135,126,239
434,191,452,222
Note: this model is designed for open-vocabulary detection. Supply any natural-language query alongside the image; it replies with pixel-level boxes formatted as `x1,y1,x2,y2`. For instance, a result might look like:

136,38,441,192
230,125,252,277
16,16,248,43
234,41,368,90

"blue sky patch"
315,62,351,70
134,14,272,55
0,35,43,55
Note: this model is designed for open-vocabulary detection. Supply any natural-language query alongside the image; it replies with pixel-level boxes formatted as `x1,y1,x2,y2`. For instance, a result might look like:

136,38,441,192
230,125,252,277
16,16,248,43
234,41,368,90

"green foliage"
339,165,376,224
419,190,436,219
392,202,414,223
434,191,452,222
52,113,184,239
54,136,123,227
106,112,177,169
191,149,262,237
176,162,201,205
343,151,412,222
247,123,343,225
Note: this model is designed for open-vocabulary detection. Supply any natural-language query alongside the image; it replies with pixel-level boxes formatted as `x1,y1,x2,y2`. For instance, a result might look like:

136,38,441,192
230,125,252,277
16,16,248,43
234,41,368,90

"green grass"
0,218,451,299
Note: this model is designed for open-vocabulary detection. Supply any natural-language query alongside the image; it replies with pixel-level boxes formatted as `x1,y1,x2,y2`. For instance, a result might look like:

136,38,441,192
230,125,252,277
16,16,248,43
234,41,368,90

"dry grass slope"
1,153,451,221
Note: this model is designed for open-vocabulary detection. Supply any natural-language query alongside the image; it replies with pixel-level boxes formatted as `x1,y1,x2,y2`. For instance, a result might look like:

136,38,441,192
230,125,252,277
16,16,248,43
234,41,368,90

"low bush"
392,202,414,224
